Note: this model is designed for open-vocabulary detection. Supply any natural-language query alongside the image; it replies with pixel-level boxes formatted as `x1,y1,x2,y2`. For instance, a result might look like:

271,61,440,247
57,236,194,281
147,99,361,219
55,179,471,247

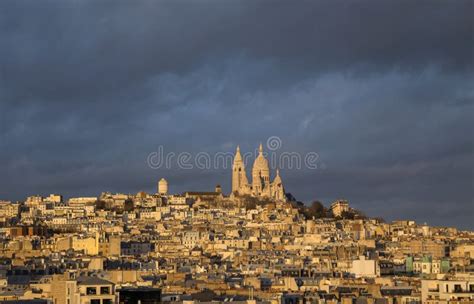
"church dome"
273,169,282,184
252,143,270,175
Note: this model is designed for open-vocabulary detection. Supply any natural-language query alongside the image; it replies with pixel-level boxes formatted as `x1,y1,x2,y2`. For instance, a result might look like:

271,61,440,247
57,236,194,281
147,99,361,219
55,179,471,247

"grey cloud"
0,0,472,229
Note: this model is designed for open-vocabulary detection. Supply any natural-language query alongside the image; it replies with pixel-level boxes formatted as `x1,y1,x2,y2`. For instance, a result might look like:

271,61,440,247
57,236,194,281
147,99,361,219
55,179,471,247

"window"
454,284,462,293
91,300,100,304
102,300,112,304
100,287,110,295
86,287,97,295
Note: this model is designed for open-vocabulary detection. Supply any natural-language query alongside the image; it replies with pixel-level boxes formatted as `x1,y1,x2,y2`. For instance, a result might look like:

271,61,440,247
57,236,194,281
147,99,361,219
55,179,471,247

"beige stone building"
77,277,115,304
330,200,350,217
421,273,474,303
231,144,285,200
51,274,80,304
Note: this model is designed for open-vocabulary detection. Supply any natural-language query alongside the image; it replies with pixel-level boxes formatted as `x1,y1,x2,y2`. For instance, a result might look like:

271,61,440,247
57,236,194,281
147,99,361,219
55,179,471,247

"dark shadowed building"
118,288,161,304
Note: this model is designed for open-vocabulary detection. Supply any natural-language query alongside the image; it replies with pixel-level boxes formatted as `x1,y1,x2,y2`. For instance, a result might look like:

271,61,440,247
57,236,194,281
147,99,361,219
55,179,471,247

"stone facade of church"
231,144,285,200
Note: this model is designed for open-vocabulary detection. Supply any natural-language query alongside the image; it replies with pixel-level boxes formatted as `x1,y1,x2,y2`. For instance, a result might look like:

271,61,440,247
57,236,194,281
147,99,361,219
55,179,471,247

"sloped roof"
76,276,113,286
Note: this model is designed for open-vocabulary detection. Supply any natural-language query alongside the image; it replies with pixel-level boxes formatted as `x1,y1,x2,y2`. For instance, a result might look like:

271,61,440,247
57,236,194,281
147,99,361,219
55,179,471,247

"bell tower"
232,146,249,194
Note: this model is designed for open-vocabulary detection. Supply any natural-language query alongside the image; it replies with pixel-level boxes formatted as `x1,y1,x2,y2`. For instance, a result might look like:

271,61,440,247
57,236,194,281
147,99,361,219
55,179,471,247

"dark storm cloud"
0,1,473,229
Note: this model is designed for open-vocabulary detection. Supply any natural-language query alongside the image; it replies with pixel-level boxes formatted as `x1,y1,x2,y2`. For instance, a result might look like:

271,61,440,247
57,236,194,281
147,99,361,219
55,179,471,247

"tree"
340,210,355,220
124,199,134,212
298,200,328,219
96,200,106,210
308,201,326,218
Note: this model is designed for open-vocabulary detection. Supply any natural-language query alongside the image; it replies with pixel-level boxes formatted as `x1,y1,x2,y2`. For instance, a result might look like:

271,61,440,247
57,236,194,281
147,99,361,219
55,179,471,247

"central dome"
252,143,269,175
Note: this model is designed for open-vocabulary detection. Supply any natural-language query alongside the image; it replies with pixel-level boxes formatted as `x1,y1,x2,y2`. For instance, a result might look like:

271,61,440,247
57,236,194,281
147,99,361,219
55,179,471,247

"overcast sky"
0,1,473,229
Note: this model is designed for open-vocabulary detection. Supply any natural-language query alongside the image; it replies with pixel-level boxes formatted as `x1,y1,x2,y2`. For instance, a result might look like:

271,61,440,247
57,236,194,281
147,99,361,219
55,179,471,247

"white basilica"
231,144,285,200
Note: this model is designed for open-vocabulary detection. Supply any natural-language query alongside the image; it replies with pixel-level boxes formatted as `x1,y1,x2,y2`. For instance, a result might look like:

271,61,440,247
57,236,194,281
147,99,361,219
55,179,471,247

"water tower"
158,178,168,195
